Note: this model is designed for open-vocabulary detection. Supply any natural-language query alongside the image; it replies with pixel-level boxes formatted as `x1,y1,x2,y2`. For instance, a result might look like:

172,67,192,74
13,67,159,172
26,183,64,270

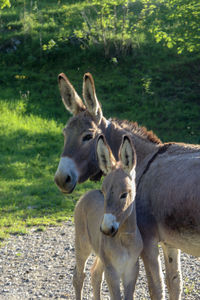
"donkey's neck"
118,207,138,244
101,117,160,167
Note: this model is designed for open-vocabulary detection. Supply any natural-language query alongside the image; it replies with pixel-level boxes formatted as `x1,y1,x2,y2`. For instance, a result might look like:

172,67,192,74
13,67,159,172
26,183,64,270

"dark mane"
113,119,162,145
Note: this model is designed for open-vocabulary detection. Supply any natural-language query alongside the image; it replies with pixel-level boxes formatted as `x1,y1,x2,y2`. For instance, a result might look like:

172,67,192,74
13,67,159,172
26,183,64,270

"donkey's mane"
113,118,162,145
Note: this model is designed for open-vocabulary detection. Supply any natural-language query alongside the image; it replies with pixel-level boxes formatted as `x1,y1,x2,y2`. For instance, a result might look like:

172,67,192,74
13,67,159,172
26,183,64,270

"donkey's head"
54,73,108,194
97,135,136,237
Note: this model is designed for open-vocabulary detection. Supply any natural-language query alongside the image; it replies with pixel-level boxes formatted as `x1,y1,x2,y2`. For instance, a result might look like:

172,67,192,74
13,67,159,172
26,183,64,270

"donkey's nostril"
111,226,115,234
110,225,118,237
65,175,71,184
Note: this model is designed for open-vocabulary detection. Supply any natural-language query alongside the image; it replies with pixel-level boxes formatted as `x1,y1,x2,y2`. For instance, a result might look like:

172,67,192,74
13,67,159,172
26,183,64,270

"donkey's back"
138,144,200,256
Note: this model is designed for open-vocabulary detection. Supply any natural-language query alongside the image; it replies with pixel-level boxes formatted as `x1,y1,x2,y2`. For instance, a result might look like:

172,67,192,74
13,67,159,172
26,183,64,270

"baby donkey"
73,135,143,300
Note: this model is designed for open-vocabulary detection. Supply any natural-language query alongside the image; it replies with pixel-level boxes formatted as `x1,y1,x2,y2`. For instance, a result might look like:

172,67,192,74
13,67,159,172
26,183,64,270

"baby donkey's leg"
104,265,121,300
73,235,91,300
91,257,104,300
122,259,139,300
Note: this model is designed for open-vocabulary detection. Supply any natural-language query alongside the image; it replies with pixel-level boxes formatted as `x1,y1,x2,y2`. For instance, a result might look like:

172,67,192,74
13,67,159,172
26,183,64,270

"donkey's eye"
82,134,93,142
120,192,128,199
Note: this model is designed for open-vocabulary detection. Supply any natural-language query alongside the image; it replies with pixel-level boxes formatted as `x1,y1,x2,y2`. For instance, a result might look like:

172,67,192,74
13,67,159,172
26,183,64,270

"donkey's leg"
141,240,165,300
73,235,91,300
91,257,104,300
161,243,182,300
104,265,121,300
122,260,139,300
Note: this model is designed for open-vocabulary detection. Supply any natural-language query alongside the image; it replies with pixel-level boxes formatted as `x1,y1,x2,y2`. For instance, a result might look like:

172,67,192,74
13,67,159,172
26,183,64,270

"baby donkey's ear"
96,135,116,175
119,135,136,173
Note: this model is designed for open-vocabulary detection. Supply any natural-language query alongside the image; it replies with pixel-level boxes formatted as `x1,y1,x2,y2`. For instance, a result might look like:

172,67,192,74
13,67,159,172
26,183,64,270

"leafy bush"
0,0,10,9
144,0,200,54
74,0,200,57
74,0,145,57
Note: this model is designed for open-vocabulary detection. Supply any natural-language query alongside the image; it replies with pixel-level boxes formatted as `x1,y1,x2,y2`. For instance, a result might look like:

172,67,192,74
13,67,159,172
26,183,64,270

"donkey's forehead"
103,168,131,191
65,111,97,131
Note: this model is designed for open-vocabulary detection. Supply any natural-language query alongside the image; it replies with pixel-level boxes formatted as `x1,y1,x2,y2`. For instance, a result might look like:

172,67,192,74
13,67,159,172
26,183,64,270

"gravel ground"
0,221,199,300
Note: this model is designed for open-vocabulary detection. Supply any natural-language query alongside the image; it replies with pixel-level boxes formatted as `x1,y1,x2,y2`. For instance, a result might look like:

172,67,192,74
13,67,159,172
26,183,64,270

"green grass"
0,0,200,242
0,99,101,242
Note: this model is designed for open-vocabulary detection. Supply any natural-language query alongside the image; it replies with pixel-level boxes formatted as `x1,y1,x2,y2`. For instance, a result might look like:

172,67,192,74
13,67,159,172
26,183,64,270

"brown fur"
113,118,162,145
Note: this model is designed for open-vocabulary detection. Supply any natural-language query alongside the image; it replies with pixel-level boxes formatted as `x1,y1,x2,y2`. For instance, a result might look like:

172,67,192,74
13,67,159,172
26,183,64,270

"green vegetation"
0,0,199,242
0,99,101,241
0,0,10,9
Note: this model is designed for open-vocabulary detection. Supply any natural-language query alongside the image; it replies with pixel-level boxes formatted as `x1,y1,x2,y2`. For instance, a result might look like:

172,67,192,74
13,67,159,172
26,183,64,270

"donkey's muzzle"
54,157,78,194
54,174,76,194
100,213,119,237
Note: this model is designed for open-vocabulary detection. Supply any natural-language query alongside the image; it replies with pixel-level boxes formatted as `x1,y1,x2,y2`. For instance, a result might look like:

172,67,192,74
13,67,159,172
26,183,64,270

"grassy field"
0,99,102,240
0,0,200,243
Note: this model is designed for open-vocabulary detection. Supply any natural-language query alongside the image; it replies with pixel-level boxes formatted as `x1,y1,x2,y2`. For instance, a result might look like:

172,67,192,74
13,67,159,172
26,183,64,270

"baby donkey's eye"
120,192,128,200
82,133,93,142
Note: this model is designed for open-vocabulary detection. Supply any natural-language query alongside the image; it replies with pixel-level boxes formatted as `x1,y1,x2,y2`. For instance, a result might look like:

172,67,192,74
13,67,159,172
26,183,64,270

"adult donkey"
54,72,200,300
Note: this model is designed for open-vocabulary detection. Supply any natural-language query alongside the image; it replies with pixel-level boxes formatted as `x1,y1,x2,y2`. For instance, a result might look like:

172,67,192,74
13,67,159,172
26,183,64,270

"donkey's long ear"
58,73,85,115
96,135,116,175
119,135,136,173
83,73,102,124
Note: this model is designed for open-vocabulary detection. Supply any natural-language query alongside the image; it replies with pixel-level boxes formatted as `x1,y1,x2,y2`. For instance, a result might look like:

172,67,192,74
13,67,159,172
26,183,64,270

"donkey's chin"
100,226,118,237
60,183,76,194
89,170,103,182
78,167,102,183
78,174,90,184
